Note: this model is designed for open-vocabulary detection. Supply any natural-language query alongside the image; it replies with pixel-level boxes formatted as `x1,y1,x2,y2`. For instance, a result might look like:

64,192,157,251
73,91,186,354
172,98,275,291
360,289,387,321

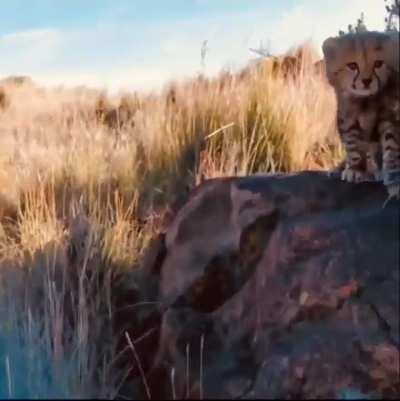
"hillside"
0,43,345,398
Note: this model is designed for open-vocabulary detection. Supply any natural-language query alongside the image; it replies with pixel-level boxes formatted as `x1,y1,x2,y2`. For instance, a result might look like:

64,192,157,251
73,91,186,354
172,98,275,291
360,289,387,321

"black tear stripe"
352,69,360,88
373,70,381,90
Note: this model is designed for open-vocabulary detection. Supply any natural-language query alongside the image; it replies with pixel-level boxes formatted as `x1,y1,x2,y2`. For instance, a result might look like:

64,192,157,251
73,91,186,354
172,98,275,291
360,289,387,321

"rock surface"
118,171,399,399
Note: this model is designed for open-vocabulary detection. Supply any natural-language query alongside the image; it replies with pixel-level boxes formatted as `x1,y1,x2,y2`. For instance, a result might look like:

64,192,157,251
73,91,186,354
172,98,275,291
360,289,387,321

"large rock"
119,172,399,399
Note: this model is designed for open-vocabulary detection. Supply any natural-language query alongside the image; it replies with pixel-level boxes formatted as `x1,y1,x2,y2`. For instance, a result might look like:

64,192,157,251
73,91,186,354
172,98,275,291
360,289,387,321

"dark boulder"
120,172,399,399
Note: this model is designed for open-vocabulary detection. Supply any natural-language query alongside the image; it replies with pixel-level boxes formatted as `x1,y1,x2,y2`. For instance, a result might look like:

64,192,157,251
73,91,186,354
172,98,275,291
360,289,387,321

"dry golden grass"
0,43,343,397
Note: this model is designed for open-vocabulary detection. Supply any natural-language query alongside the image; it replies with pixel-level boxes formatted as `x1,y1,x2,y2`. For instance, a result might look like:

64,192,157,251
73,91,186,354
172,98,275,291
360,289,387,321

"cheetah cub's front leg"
379,120,400,199
339,119,374,183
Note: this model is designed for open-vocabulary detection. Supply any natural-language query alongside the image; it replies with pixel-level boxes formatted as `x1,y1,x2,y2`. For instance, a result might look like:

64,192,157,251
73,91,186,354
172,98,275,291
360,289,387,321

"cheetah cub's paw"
387,184,400,200
341,168,374,183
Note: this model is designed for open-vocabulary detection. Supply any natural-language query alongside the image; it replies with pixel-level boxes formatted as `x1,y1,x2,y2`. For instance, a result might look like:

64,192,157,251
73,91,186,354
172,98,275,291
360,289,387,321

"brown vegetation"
248,44,326,81
0,87,9,110
0,43,343,397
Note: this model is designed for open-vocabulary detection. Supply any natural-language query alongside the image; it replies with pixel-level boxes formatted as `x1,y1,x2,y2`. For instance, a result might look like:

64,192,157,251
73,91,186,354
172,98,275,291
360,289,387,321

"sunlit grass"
0,43,342,397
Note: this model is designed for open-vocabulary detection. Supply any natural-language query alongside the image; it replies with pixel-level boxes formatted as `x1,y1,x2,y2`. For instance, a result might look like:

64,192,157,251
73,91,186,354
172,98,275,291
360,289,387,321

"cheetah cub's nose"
362,78,372,88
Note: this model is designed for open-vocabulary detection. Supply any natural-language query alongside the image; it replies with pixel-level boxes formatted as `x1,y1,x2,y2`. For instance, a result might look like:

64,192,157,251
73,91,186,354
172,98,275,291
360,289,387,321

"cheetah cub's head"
322,31,399,98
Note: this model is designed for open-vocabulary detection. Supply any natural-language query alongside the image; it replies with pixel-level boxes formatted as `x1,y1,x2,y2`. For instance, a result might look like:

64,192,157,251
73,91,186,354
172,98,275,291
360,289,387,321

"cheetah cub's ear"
322,37,340,84
322,37,339,61
383,32,399,74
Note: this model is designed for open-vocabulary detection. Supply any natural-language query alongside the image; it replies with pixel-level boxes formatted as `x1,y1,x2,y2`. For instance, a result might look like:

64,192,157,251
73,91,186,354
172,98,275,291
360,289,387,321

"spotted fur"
323,31,400,198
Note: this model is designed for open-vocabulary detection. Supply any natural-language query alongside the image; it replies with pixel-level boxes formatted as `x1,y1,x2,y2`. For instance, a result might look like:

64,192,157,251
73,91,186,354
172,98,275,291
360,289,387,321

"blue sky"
0,0,387,92
0,1,292,32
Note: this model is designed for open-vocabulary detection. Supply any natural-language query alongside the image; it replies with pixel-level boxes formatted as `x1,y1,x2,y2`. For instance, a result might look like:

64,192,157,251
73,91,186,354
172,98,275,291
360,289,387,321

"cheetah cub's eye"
374,60,384,68
347,62,359,71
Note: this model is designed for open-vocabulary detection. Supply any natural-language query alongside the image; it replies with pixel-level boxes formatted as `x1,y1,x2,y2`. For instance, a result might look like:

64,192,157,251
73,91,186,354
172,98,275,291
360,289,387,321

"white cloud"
0,0,388,93
32,66,176,93
272,0,386,55
0,29,62,47
0,28,64,72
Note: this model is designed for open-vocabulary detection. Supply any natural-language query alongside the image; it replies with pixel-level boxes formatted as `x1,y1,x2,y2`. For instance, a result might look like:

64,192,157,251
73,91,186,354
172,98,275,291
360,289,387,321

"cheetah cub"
322,31,400,198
